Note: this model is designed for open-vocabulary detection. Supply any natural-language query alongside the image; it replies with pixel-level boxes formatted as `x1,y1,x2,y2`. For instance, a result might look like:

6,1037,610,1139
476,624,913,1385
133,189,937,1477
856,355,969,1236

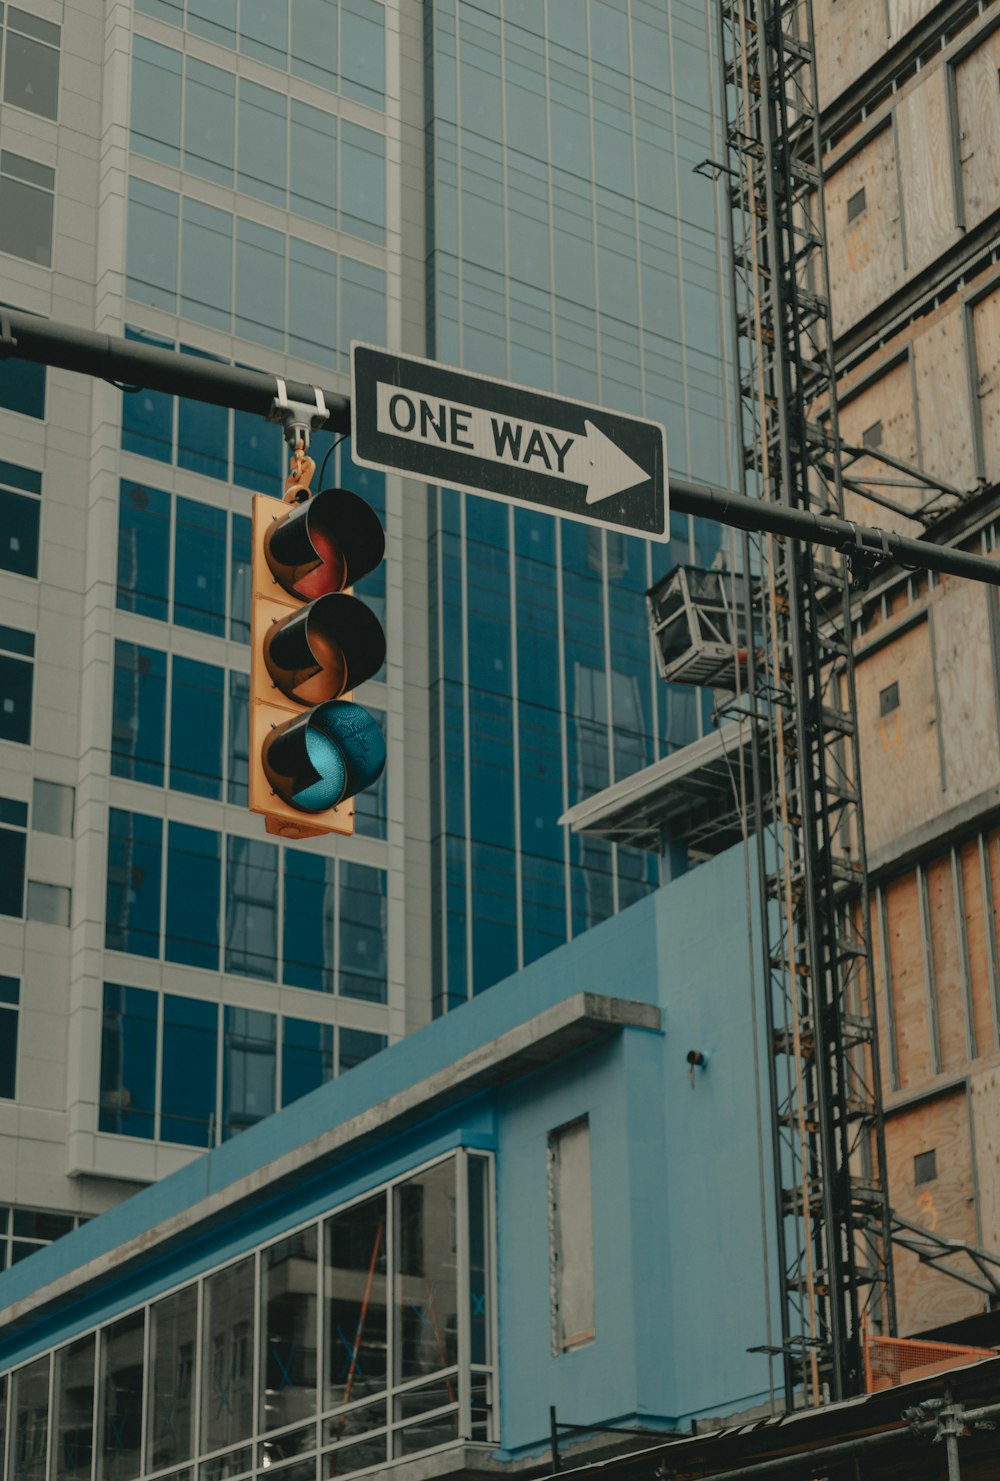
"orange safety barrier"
862,1325,996,1392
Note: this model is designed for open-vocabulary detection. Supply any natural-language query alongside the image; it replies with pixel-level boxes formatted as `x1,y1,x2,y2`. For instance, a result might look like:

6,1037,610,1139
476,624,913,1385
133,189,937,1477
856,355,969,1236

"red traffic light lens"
264,487,385,600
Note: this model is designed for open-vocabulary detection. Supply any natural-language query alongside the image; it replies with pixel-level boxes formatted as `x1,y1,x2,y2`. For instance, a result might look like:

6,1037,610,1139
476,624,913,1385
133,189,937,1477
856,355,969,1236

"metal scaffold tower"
718,0,895,1405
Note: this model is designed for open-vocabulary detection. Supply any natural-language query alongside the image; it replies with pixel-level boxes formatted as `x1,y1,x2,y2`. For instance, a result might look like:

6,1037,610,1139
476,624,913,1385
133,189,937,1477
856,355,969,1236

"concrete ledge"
0,993,660,1333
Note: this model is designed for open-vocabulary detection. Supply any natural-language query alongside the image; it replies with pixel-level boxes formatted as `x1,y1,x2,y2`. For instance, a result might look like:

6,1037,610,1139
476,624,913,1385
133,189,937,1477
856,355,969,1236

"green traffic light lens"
291,727,348,812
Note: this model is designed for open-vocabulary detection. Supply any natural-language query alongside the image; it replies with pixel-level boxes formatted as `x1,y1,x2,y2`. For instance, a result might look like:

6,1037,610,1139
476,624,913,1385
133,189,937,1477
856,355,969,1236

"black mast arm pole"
0,308,352,433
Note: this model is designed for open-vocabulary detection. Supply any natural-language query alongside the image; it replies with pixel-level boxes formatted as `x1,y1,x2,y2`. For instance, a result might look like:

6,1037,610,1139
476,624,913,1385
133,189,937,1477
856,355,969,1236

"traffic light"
250,455,386,839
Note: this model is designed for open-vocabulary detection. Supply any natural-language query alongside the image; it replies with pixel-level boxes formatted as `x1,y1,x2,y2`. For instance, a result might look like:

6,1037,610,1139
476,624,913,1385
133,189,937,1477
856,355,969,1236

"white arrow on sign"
375,381,649,504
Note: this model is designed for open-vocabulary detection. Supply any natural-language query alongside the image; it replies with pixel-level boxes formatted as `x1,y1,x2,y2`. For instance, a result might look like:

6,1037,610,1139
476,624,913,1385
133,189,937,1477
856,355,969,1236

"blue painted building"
0,845,777,1479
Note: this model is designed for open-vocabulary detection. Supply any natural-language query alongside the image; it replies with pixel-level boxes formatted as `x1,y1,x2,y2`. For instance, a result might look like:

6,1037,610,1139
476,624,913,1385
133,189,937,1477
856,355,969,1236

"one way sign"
350,343,669,540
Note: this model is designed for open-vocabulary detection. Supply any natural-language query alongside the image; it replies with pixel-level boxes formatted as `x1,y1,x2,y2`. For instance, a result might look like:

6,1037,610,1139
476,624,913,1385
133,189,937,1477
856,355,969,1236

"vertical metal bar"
549,1407,561,1473
456,1152,471,1440
917,863,942,1075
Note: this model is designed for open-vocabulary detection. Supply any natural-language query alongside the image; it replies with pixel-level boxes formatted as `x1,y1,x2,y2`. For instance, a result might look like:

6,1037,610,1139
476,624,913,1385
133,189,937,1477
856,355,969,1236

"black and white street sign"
350,343,669,540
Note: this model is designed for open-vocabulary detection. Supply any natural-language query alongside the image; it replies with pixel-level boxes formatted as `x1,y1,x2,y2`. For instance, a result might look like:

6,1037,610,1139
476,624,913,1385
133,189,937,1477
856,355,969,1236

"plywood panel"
884,873,932,1089
959,837,997,1057
924,855,967,1075
838,360,923,537
912,304,978,493
856,615,942,855
934,575,1000,806
827,127,905,335
814,0,887,107
896,70,960,276
970,1066,1000,1251
887,0,940,43
886,1090,982,1334
971,285,1000,485
955,29,1000,231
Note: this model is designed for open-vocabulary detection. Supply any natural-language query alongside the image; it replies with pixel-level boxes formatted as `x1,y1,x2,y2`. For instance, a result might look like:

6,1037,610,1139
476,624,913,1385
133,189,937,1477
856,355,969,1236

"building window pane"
324,1194,387,1409
111,642,166,785
395,1161,458,1383
288,237,337,368
0,823,27,918
26,880,71,925
233,401,283,493
289,101,336,227
339,864,387,1003
99,983,157,1139
227,670,250,805
548,1118,595,1352
468,1155,490,1366
0,153,55,266
117,482,171,619
147,1287,197,1472
177,347,230,477
99,1311,145,1481
0,650,33,743
184,57,235,185
53,1334,94,1481
3,8,60,119
290,0,336,92
170,656,224,798
340,122,385,244
0,327,44,417
239,0,288,67
235,218,285,350
338,1028,385,1074
340,0,384,109
339,259,385,372
105,809,163,958
32,778,74,837
222,1006,276,1139
354,708,386,840
0,482,40,577
261,1226,318,1431
11,1354,49,1481
174,497,227,636
166,822,221,969
188,0,235,46
0,977,19,1099
283,850,335,993
126,179,178,310
237,79,286,207
131,37,181,164
120,330,174,462
225,836,277,979
281,1019,333,1106
161,994,217,1147
230,513,252,643
201,1259,255,1454
180,201,233,333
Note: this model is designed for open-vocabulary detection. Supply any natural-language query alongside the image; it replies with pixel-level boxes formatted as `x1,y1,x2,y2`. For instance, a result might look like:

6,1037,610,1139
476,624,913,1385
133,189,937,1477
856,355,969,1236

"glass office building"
0,0,733,1233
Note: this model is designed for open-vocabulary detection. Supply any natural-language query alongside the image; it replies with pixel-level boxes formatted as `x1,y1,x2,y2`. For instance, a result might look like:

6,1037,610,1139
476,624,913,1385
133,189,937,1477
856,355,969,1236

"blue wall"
0,842,778,1455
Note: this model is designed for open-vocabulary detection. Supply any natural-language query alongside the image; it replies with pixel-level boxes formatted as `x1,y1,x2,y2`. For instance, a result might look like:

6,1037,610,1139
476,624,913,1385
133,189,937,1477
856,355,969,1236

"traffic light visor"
264,487,385,599
263,592,386,703
263,700,386,812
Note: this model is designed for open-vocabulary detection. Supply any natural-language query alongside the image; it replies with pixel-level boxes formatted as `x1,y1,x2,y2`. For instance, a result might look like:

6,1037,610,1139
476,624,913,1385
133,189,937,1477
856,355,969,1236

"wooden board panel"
971,285,1000,485
886,1090,983,1334
934,574,1000,806
955,29,1000,231
924,855,968,1075
871,889,898,1089
912,303,978,493
827,126,905,334
855,615,942,855
970,1066,1000,1252
837,359,923,537
887,0,941,42
959,837,997,1058
884,873,933,1090
896,69,960,276
813,0,887,107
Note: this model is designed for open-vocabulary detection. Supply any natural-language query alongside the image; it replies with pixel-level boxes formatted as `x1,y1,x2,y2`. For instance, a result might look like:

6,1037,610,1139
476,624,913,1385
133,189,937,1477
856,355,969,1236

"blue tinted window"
340,122,385,244
238,80,286,206
126,179,178,310
178,376,229,482
166,822,221,969
230,514,251,643
162,994,217,1146
339,258,385,372
339,1026,386,1073
282,850,335,992
121,328,175,462
288,237,337,368
0,652,32,744
291,0,337,92
354,707,387,839
134,0,182,23
0,486,40,578
233,398,283,493
340,0,384,108
111,641,166,785
174,497,226,635
170,656,224,798
339,864,387,1003
131,38,182,164
180,201,233,333
235,218,285,350
106,809,162,958
289,101,336,228
227,670,250,806
0,312,44,417
117,481,171,619
188,0,236,48
225,835,277,979
222,1006,275,1139
281,1018,333,1107
239,0,288,67
0,993,16,1098
0,824,26,917
184,57,235,184
100,983,157,1138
